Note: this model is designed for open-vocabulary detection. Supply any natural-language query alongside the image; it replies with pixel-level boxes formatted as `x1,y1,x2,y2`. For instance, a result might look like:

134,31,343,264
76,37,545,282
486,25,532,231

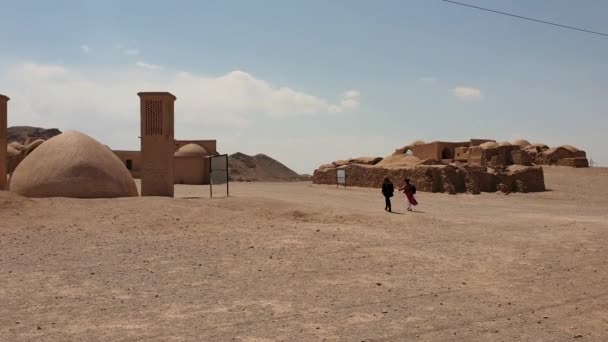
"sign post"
209,154,229,198
336,168,346,188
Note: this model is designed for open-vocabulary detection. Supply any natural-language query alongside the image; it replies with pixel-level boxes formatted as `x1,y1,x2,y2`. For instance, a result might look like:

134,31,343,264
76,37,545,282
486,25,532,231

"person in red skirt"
399,178,418,211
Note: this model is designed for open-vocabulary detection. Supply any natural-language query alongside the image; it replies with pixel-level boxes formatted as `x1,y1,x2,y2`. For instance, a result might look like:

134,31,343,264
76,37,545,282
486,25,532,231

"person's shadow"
391,210,426,214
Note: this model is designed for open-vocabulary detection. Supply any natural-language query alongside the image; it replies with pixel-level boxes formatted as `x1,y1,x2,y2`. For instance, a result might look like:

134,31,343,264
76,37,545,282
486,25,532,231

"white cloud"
452,86,482,101
0,63,360,149
336,90,360,112
124,49,140,56
418,76,437,83
80,45,91,54
135,61,162,70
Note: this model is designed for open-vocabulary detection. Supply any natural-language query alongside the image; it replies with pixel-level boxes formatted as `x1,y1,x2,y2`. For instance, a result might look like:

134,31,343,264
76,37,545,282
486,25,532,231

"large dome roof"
560,145,579,153
512,139,531,148
174,143,209,157
480,141,499,149
9,131,138,198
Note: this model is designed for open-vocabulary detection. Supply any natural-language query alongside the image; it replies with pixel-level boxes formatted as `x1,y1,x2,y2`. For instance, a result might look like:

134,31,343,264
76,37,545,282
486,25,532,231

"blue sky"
1,0,606,172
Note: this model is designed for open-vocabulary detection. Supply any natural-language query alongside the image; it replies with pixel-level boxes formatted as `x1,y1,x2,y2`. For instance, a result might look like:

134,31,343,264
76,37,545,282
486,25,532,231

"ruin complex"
313,139,589,194
392,139,588,168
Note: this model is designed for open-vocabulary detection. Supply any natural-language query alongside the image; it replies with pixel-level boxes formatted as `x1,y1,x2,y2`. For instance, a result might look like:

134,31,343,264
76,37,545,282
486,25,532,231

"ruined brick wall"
454,147,469,162
511,149,532,166
410,143,441,160
312,164,439,192
313,164,545,194
535,147,588,167
468,146,484,166
509,166,545,192
556,158,589,168
496,145,520,164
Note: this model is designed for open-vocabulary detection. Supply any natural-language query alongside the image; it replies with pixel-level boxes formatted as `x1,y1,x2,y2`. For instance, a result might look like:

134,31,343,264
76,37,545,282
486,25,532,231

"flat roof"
137,92,176,100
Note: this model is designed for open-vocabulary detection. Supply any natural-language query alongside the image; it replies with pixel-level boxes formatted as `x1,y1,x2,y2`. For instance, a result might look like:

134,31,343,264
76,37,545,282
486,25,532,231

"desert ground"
1,167,607,341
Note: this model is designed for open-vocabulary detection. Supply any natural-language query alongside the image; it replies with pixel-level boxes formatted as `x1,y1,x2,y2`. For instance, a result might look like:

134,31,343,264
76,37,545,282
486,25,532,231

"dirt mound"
8,126,62,143
229,152,303,182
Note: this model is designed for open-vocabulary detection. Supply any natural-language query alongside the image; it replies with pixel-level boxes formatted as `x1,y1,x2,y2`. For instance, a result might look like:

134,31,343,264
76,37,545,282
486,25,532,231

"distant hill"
228,152,305,182
8,126,62,143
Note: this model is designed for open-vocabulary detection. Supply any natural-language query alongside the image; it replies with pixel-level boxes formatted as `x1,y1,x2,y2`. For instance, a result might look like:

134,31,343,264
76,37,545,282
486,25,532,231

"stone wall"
556,158,589,168
533,147,590,167
312,164,545,194
511,149,533,166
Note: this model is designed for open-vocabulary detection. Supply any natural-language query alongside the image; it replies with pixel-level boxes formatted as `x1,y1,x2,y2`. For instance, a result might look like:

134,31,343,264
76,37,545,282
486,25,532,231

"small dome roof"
409,140,426,146
480,141,499,149
498,141,511,147
174,143,209,157
9,131,138,198
560,145,579,153
512,139,531,148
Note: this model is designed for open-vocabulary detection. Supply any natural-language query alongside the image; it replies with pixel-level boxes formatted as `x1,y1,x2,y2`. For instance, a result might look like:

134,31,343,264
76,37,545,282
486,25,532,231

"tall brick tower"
0,95,9,190
138,92,175,197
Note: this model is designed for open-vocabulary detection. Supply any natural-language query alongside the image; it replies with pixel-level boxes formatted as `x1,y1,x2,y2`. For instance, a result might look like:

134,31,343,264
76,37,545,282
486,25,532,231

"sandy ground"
1,166,608,341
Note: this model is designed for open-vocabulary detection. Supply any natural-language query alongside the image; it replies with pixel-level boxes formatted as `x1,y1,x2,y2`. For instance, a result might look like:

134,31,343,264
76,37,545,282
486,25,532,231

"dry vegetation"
1,167,608,341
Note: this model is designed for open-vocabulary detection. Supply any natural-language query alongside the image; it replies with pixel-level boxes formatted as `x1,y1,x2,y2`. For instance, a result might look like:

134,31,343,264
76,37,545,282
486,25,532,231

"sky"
1,0,607,173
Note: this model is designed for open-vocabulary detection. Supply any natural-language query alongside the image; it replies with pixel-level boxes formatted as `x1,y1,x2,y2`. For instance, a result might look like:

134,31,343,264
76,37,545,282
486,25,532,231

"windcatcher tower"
0,95,8,190
138,92,175,196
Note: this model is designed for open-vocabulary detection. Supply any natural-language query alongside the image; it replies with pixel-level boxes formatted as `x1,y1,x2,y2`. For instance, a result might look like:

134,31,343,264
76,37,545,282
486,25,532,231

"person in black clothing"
381,177,394,212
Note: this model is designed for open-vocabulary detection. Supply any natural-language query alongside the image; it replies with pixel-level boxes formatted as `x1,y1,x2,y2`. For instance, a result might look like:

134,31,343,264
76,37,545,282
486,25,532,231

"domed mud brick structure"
0,95,8,190
9,131,138,198
139,92,176,197
174,143,210,184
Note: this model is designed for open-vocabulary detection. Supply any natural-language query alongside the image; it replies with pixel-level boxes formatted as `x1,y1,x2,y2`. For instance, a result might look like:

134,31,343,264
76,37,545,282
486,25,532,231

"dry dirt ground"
1,167,607,342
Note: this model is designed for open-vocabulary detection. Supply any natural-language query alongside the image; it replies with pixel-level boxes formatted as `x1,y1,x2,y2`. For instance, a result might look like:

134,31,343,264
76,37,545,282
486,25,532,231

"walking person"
399,178,418,211
381,177,394,212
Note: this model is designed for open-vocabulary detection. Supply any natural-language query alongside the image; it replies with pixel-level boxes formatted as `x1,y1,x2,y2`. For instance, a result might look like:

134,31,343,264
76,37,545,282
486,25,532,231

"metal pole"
209,156,213,198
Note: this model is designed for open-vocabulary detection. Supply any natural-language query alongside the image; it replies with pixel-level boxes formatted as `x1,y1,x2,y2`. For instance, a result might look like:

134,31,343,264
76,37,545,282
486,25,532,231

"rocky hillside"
228,152,304,182
8,126,62,143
